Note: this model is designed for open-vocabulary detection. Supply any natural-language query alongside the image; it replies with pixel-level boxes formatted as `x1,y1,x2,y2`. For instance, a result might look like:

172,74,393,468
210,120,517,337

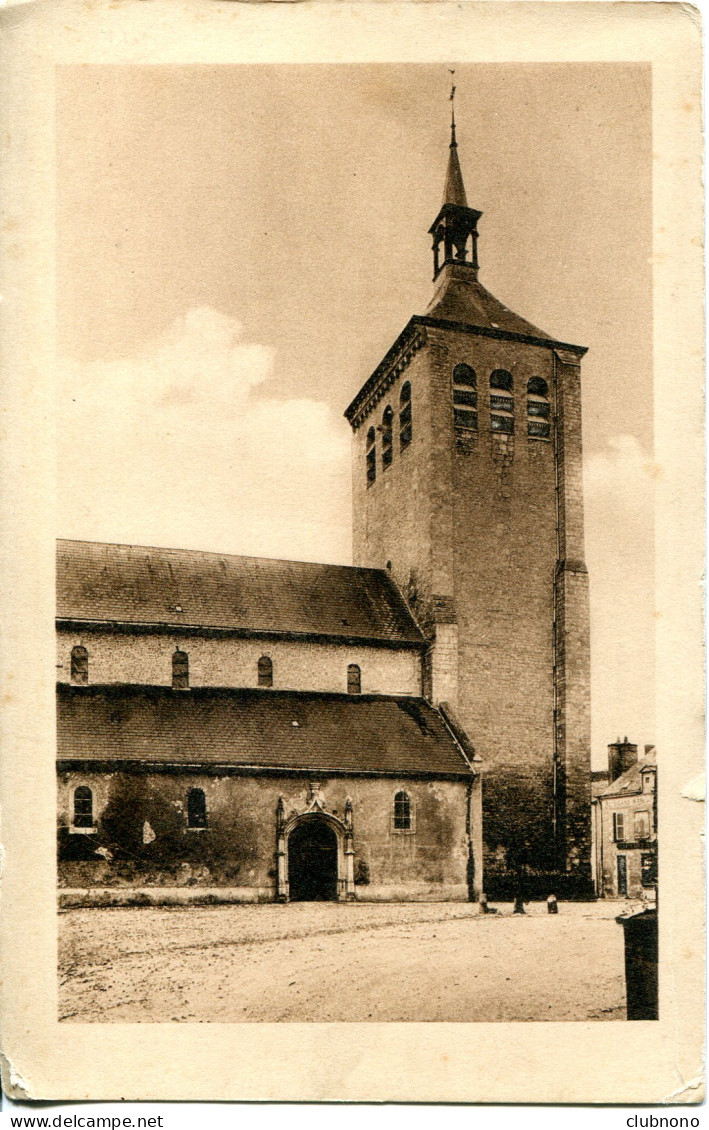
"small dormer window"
490,370,514,434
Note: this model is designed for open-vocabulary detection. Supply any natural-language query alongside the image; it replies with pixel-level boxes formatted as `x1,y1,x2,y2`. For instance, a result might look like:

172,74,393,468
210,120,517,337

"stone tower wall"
350,323,592,896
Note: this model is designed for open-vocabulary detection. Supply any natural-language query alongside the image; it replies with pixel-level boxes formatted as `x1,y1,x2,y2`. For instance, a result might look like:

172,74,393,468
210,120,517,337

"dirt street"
59,899,629,1023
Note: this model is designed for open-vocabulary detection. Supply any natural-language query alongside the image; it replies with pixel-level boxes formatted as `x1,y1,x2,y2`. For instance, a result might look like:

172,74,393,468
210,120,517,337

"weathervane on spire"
449,68,457,147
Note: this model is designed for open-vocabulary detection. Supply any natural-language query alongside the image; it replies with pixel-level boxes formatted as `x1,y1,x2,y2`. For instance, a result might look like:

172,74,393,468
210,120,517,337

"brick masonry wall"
554,352,592,889
57,769,474,900
57,630,421,698
350,324,592,894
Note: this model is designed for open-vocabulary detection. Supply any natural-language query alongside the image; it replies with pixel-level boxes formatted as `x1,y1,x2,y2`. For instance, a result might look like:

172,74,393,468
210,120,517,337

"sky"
56,63,654,766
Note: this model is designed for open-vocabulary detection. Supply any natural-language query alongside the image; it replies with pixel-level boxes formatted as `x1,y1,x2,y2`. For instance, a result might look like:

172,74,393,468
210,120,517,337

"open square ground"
59,899,632,1023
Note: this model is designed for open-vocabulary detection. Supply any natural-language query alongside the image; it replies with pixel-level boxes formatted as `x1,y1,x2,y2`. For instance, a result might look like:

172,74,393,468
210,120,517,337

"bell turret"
428,95,482,280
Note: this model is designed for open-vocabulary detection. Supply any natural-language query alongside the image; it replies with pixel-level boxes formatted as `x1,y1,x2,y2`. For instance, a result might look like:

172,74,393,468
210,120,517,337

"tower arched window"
347,664,361,695
172,649,189,689
382,406,394,469
70,645,89,685
258,655,273,688
527,377,551,439
490,369,514,434
452,363,478,431
366,426,376,486
399,382,412,449
187,787,208,829
73,785,94,829
393,790,413,832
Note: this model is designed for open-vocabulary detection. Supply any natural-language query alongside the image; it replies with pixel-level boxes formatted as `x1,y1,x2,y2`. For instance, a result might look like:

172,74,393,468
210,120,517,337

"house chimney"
608,738,638,783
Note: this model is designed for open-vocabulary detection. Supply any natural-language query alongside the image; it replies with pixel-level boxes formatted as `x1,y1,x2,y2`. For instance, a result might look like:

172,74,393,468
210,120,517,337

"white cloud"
584,434,655,764
58,307,352,562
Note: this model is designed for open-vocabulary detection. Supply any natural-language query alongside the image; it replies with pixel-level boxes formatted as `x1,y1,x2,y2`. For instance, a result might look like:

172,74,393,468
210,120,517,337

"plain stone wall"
57,769,476,900
57,630,421,697
350,324,592,895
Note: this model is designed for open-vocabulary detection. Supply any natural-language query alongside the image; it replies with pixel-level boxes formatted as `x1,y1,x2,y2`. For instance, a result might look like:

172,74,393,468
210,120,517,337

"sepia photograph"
0,0,703,1104
55,61,657,1024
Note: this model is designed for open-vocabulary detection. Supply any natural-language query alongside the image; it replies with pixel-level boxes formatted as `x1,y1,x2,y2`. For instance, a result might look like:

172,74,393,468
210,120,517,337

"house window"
393,790,412,831
366,426,376,486
634,810,651,841
172,649,189,689
70,645,89,685
527,376,550,439
347,664,361,694
399,382,412,449
258,655,273,687
453,364,478,431
187,787,208,829
642,771,654,793
490,370,514,433
641,851,657,888
382,406,394,469
613,812,626,842
73,785,94,829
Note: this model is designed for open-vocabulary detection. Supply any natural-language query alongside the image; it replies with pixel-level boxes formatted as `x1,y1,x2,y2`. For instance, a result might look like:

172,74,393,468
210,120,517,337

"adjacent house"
591,739,657,899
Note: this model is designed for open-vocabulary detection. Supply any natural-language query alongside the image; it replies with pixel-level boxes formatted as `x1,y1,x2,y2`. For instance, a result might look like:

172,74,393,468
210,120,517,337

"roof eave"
56,618,425,649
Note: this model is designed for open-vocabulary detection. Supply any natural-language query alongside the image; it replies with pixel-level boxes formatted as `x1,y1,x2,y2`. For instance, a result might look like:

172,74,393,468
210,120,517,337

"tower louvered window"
382,406,394,469
527,377,550,439
399,382,412,449
258,655,273,687
70,645,89,685
490,369,514,434
366,426,377,485
452,364,478,431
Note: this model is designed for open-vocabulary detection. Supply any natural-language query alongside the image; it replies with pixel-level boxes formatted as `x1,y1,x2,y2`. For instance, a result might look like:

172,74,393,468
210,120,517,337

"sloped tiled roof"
598,754,657,799
425,272,554,340
57,685,473,777
56,540,423,646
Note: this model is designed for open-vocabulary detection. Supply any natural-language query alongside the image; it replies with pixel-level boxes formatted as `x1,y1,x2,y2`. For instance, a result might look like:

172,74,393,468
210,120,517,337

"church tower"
345,101,592,897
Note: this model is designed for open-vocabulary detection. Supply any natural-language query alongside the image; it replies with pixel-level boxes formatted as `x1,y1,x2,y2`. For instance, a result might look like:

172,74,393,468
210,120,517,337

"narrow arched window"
73,785,94,829
187,787,207,829
382,406,394,469
453,363,478,431
490,369,514,434
393,790,412,831
399,382,412,449
527,376,550,439
366,426,376,486
172,649,189,689
70,645,89,685
258,655,273,688
347,664,361,694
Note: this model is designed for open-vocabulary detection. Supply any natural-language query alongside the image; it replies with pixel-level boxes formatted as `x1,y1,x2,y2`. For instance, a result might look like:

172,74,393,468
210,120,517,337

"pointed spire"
443,73,468,207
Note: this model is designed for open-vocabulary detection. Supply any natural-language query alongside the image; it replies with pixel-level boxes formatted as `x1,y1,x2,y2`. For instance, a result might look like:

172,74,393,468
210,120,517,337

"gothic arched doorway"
288,818,338,901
